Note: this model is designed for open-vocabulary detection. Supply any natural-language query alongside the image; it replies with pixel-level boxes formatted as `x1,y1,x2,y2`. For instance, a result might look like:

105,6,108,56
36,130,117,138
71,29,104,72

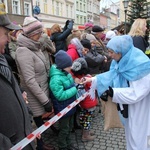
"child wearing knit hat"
49,50,78,150
71,58,98,142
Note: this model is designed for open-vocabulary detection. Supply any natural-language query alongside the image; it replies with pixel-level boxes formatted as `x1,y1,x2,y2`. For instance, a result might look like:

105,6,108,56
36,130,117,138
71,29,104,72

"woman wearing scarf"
82,35,150,150
67,38,89,61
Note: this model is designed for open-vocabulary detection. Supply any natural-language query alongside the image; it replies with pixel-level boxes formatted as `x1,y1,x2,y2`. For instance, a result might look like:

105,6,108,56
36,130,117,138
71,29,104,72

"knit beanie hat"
71,58,88,75
81,33,96,42
23,17,43,37
55,50,72,69
81,39,91,50
106,30,116,40
84,22,94,30
91,25,104,34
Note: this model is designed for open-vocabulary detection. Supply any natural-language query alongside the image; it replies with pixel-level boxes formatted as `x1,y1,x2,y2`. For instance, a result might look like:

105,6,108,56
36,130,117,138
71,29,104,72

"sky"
100,0,120,12
111,0,120,2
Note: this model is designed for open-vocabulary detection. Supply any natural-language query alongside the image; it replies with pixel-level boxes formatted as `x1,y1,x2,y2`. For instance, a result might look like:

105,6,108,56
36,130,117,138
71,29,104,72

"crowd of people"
0,2,150,150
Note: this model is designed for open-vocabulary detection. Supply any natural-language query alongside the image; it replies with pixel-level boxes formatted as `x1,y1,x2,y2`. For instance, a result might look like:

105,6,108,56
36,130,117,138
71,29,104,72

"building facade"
2,0,101,29
87,0,100,25
3,0,32,24
33,0,75,28
100,1,124,31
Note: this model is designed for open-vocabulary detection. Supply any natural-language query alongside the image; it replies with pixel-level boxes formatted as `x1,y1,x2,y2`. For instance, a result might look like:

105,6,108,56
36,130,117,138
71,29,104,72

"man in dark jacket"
0,3,35,150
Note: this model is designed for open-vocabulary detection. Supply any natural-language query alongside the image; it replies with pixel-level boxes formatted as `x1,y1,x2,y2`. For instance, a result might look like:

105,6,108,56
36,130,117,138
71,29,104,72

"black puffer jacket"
50,21,73,53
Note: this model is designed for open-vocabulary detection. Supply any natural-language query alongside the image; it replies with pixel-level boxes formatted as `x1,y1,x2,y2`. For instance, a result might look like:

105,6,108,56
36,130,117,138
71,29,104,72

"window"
66,4,69,17
24,2,31,16
60,3,62,16
76,1,78,10
80,3,82,11
52,0,55,15
43,0,48,13
83,4,85,12
70,5,73,18
80,16,82,24
3,0,8,13
84,16,86,24
36,0,40,6
12,0,20,14
76,15,79,24
56,1,59,16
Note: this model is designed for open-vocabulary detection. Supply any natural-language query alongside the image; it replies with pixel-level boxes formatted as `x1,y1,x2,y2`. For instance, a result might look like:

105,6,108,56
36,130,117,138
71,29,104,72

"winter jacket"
85,48,105,74
0,55,35,150
73,74,98,109
49,65,77,117
39,33,56,71
132,36,149,53
67,44,80,61
50,27,72,53
16,34,50,117
3,43,19,82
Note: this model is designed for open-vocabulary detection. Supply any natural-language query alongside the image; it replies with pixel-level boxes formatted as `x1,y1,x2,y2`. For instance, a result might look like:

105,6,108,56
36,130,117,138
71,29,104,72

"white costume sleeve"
88,77,97,99
112,74,150,104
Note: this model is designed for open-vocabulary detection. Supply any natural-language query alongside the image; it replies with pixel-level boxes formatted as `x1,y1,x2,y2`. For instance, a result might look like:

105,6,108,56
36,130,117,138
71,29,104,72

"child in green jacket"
49,50,78,150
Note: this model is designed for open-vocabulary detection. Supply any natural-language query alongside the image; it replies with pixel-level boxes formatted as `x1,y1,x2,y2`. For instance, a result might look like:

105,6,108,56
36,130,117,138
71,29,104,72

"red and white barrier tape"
10,92,88,150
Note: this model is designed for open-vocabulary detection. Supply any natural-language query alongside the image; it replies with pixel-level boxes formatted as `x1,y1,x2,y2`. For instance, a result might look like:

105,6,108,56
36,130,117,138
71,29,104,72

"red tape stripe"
27,133,34,139
57,112,61,117
44,121,50,126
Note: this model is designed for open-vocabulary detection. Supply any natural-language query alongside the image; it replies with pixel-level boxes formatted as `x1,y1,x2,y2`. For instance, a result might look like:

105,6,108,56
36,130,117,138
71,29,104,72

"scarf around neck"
94,35,150,97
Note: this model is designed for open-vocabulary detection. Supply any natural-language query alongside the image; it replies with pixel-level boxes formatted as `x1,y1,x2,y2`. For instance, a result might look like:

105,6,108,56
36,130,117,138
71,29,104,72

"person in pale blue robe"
83,35,150,150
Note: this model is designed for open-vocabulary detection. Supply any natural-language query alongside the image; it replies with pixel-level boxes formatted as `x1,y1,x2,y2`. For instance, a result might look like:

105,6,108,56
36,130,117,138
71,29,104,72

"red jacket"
67,44,80,61
72,74,98,109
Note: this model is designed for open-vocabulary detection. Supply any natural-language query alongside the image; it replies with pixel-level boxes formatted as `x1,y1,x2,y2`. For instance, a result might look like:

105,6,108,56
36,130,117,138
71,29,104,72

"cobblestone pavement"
43,106,126,150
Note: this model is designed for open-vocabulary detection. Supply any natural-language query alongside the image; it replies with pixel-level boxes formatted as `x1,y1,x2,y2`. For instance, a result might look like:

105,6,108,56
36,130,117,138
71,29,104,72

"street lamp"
123,0,129,34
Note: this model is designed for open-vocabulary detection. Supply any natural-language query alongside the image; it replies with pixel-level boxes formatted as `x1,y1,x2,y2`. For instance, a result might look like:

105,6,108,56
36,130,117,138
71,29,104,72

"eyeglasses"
38,31,44,35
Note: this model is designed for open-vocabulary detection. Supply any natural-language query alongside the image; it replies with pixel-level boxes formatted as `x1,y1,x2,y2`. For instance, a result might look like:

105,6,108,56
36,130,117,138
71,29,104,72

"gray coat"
16,34,50,117
0,55,35,150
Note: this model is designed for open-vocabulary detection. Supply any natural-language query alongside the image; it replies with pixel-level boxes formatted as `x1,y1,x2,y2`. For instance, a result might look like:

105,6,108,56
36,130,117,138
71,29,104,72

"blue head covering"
96,35,150,96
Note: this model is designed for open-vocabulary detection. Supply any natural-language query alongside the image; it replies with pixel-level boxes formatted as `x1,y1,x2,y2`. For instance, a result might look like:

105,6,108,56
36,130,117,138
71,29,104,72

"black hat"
0,3,22,30
81,39,91,50
55,50,72,69
91,25,104,34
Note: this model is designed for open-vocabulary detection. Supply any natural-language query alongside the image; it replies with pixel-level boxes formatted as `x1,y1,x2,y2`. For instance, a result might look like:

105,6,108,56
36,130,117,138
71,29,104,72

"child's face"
82,48,89,55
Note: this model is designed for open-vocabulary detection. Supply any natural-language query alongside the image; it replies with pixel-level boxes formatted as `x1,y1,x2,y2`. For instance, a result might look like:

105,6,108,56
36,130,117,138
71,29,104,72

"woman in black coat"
128,18,149,54
50,20,74,53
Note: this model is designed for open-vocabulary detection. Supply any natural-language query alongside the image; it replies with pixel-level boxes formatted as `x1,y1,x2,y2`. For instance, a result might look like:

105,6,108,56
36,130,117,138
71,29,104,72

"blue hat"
55,50,72,69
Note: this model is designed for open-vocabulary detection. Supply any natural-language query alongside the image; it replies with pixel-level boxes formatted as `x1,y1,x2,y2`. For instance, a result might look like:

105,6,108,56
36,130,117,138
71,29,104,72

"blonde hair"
66,29,81,46
72,29,81,39
128,18,147,37
51,24,62,34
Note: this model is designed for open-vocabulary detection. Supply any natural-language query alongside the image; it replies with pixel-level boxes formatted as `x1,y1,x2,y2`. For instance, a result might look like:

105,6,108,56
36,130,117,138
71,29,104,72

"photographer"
50,20,74,53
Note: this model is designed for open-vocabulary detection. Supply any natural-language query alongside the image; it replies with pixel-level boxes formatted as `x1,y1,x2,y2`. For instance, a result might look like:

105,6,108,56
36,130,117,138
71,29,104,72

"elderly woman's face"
108,49,122,62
